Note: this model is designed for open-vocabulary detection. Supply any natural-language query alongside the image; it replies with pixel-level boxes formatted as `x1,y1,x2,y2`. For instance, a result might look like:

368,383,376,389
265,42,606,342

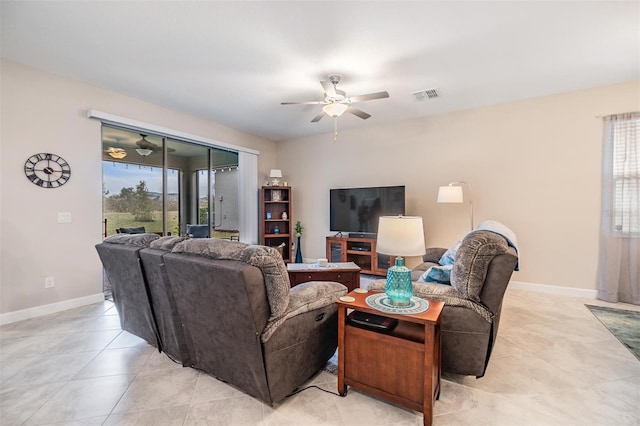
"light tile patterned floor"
1,287,639,425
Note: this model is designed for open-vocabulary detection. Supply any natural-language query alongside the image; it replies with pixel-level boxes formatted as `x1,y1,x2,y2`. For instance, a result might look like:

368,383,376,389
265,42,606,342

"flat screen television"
330,185,405,235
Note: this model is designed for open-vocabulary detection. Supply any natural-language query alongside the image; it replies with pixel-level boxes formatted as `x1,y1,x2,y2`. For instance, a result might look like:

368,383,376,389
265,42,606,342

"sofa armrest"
423,247,447,263
261,281,347,342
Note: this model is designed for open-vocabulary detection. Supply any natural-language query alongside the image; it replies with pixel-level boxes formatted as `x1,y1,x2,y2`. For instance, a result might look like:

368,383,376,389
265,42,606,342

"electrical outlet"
45,276,55,288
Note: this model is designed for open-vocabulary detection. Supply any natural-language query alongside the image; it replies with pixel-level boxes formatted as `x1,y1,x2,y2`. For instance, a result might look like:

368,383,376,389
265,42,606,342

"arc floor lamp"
437,181,474,230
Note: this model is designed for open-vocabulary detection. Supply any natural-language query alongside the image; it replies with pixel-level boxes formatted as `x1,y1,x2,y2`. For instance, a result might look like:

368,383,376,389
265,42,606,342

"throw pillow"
417,265,453,284
150,236,188,251
439,241,461,266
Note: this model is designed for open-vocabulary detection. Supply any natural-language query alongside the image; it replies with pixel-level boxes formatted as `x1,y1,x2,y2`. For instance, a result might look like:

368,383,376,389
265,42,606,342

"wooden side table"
287,262,361,292
336,290,444,426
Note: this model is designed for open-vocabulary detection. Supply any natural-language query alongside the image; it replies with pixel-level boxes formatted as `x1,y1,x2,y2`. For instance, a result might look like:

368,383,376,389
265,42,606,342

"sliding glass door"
102,125,239,240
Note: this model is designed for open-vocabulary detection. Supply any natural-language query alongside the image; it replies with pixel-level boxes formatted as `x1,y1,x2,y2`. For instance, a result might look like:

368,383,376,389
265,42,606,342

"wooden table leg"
423,323,435,426
337,306,347,396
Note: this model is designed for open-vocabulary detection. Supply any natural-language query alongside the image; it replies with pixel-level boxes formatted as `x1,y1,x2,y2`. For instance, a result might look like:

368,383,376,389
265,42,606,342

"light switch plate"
57,212,72,223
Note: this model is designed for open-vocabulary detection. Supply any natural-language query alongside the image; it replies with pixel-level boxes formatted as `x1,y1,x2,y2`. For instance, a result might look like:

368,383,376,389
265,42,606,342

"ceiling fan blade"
311,112,325,122
281,101,325,105
348,91,390,103
320,80,337,97
347,107,371,120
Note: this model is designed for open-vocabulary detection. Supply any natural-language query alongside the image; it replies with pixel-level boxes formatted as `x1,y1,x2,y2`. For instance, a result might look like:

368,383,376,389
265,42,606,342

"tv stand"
326,236,394,276
348,232,376,239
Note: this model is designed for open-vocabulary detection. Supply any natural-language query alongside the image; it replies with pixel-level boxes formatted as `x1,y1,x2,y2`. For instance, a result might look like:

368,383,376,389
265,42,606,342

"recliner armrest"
261,281,347,342
288,281,347,313
423,247,447,263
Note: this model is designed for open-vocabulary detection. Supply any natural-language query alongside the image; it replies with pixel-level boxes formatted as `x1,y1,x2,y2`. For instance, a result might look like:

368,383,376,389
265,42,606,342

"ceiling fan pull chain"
334,117,338,142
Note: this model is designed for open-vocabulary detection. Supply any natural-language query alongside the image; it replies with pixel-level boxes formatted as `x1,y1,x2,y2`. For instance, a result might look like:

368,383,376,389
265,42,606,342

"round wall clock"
24,153,71,188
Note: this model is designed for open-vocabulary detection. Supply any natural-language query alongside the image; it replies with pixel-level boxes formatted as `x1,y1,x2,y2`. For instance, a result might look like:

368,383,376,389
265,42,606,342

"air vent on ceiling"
412,88,440,101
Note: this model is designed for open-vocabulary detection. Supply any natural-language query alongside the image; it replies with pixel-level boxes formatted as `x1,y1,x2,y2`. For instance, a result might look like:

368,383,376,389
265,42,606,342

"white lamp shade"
322,103,349,117
136,148,153,157
376,216,426,257
269,169,282,178
437,185,464,203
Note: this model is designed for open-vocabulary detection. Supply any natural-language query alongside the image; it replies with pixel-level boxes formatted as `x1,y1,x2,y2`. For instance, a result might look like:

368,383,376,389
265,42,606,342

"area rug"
586,304,640,361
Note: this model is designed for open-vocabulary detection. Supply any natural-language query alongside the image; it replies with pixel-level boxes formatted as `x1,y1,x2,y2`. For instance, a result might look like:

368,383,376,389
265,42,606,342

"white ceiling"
2,1,638,142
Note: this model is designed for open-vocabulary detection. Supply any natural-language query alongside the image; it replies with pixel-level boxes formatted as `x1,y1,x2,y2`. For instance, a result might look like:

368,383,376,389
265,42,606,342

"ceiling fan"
134,134,176,156
104,147,127,159
135,134,156,157
281,75,389,140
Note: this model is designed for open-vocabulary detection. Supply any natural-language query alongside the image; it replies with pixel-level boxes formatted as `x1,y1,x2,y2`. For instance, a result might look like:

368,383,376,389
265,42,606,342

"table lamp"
269,169,282,186
376,216,426,306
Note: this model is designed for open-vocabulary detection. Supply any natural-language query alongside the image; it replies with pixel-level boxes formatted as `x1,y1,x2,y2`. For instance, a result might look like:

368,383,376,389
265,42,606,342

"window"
101,126,239,239
606,113,640,235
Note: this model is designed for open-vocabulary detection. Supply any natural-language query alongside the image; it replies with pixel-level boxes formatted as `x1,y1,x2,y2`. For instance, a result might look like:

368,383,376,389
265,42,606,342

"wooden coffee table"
287,262,361,292
336,290,444,426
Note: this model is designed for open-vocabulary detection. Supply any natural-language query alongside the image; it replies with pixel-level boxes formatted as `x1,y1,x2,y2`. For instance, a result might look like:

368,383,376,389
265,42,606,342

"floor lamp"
437,181,474,231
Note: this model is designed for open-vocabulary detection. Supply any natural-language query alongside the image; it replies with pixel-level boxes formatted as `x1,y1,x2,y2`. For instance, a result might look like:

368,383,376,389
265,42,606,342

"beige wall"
277,80,640,291
2,57,637,316
0,59,277,315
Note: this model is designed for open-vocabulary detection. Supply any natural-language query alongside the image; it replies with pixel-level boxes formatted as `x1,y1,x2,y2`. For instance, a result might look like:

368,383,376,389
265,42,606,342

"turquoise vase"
295,236,303,263
385,257,413,306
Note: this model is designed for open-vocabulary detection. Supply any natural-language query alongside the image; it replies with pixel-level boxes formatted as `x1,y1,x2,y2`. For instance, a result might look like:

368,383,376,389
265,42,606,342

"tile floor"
1,287,639,425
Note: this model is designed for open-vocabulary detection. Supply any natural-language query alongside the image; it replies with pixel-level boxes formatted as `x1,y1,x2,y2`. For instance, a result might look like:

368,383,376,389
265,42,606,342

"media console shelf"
326,235,393,276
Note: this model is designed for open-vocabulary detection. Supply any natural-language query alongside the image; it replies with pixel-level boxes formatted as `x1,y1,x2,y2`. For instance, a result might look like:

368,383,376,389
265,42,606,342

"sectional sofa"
96,234,347,404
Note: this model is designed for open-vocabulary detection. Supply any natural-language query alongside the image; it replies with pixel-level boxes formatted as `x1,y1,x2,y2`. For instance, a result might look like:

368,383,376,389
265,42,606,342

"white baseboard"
509,281,597,299
0,293,106,325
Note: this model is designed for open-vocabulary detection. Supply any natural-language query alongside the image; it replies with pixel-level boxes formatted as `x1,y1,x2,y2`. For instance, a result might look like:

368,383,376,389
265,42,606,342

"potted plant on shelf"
295,221,304,263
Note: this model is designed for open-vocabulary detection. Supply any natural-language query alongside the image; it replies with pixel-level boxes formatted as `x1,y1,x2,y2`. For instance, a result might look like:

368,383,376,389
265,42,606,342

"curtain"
597,112,640,305
238,151,258,244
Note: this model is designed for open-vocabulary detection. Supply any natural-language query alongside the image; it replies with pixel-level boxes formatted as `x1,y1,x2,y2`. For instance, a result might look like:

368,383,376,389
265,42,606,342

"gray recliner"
139,236,192,365
370,229,518,377
96,234,192,366
96,235,347,405
95,233,162,349
163,238,347,404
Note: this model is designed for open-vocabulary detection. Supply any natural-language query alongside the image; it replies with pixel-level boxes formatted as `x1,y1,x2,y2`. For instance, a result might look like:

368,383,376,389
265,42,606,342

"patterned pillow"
439,241,461,265
150,236,188,251
417,265,453,284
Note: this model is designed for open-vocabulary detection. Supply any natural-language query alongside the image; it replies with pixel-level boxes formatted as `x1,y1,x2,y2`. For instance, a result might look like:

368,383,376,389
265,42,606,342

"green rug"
586,304,640,361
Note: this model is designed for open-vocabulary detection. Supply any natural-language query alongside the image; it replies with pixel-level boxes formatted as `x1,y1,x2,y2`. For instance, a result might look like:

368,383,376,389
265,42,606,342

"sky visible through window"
103,162,179,195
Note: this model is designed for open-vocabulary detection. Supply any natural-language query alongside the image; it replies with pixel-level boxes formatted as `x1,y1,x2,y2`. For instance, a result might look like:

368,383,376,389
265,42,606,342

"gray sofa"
369,229,518,377
96,234,347,405
95,233,161,349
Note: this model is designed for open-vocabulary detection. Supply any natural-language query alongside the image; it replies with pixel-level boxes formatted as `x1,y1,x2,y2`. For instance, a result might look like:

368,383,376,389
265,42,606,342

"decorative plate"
365,293,429,315
309,263,338,269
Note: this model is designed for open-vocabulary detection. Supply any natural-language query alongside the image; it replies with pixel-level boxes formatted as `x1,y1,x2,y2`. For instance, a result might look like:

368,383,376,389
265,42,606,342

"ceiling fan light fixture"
322,103,348,118
106,147,127,159
136,148,153,157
